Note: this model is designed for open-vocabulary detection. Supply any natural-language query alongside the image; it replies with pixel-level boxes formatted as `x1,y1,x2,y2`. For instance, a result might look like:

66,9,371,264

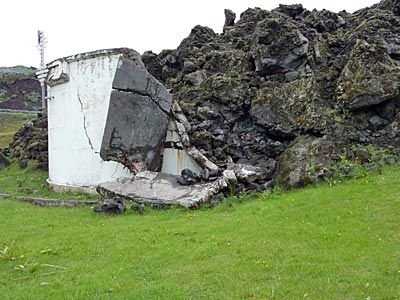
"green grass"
0,111,35,148
0,161,97,200
0,164,399,299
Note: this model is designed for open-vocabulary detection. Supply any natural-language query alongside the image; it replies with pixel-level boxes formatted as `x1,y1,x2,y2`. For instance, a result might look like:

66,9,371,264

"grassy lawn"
0,111,35,148
0,164,399,299
0,162,97,200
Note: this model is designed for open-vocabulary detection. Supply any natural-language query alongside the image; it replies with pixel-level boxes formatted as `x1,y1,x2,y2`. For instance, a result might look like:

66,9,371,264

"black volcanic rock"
142,0,400,188
9,113,48,170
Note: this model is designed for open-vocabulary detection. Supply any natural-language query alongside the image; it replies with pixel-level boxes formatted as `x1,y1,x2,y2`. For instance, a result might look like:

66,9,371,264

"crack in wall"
77,93,95,150
112,87,172,117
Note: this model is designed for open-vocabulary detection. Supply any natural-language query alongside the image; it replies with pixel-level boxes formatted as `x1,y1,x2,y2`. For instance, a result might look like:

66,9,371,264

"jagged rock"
251,17,309,75
251,77,331,136
227,161,276,184
224,9,236,28
377,0,400,15
0,152,10,170
274,135,344,189
336,38,400,111
93,197,126,214
222,170,237,192
177,168,201,186
178,25,217,55
137,0,400,185
274,4,306,19
9,114,48,170
209,193,223,208
305,9,346,32
131,204,145,213
141,51,163,82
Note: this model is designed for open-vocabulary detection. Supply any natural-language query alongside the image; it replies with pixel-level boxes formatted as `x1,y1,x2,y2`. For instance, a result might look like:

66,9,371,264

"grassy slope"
0,111,34,148
0,165,399,299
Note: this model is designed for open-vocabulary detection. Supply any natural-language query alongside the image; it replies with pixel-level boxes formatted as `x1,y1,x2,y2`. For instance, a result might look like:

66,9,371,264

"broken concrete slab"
112,58,173,112
100,90,169,173
97,171,222,209
100,56,174,173
14,196,98,207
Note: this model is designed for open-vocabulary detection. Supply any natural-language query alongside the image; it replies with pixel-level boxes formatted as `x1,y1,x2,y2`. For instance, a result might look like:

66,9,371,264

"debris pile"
7,0,400,209
143,0,400,189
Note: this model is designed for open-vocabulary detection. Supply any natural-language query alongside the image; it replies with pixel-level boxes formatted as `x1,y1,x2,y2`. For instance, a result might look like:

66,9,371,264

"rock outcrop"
9,113,48,170
142,0,400,189
274,136,343,188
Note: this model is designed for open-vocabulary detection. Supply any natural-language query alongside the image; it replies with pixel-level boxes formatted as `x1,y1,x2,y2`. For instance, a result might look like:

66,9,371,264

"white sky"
1,0,379,68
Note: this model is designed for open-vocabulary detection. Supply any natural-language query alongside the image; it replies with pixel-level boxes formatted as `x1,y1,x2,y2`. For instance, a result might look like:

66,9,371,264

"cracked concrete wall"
100,57,173,173
46,50,132,191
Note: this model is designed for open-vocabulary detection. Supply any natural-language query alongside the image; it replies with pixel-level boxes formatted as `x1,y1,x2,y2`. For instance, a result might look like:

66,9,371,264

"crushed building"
44,48,227,208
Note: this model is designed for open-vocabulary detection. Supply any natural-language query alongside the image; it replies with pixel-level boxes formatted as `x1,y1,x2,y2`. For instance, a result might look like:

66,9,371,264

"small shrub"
22,91,40,103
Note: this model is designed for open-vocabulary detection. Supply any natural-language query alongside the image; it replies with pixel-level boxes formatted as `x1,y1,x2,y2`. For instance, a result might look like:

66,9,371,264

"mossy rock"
274,135,344,189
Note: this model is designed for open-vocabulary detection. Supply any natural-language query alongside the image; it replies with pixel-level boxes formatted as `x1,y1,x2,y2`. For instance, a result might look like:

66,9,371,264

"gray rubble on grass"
93,197,126,214
97,171,224,209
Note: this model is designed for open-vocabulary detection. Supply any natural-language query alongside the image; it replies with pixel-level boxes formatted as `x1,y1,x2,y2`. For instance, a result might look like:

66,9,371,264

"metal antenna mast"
36,30,47,110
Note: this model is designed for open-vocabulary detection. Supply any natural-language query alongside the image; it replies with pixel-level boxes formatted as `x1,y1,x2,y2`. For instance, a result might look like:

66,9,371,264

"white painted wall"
47,51,131,191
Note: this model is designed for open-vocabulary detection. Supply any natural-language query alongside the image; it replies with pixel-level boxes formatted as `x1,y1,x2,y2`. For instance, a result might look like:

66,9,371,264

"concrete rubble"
100,57,173,173
97,171,223,209
93,197,126,214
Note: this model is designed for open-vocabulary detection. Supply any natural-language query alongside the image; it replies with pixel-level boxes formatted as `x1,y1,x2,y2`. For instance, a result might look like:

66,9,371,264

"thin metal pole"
41,83,46,111
37,30,47,111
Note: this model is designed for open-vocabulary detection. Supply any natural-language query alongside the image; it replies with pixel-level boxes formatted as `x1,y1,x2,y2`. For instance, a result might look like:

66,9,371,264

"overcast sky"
1,0,379,68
